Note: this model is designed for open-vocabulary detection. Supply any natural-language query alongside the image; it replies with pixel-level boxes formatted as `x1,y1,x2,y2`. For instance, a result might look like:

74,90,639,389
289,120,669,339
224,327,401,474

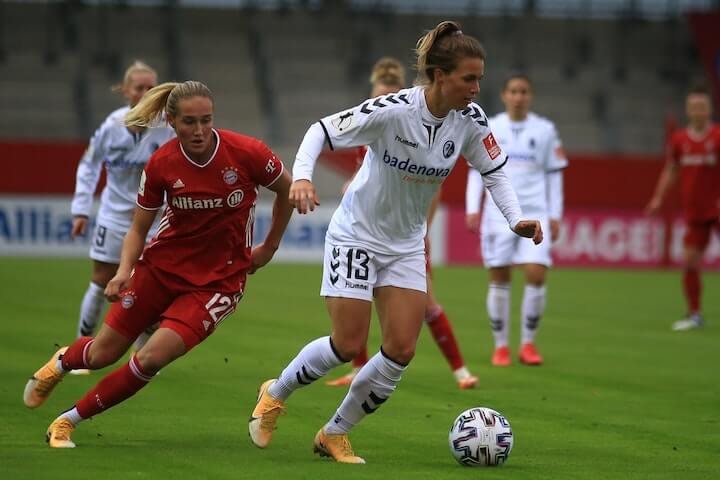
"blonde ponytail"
125,80,213,128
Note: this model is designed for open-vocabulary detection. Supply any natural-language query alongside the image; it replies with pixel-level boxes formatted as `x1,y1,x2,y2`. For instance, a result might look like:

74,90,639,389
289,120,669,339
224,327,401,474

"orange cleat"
519,343,543,366
24,347,69,408
313,428,366,464
457,375,479,389
248,379,286,448
491,346,512,367
46,417,76,448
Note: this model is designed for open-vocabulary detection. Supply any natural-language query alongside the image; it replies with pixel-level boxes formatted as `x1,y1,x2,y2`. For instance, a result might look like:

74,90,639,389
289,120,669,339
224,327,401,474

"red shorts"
683,218,720,250
105,263,243,351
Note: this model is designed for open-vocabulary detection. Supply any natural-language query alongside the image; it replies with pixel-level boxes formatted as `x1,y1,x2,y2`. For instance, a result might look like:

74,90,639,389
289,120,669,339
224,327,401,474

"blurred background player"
466,72,567,366
248,21,542,464
646,82,720,331
326,57,479,389
23,80,294,448
69,61,175,372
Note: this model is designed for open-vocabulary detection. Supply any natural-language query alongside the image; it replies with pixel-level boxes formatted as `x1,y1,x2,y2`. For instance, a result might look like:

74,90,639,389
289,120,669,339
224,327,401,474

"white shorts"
481,216,553,268
89,223,126,264
320,241,427,302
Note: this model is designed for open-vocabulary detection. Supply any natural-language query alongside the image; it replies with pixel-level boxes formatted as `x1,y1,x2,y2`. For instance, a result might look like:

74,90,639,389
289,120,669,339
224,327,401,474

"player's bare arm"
105,206,156,301
250,169,294,273
646,162,679,215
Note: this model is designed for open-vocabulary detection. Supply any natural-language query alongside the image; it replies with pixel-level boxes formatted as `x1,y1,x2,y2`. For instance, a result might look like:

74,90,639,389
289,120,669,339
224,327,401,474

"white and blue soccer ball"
448,407,514,467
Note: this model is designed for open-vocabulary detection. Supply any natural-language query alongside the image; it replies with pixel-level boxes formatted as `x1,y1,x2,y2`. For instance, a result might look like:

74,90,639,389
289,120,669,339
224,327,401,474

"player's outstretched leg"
24,346,69,408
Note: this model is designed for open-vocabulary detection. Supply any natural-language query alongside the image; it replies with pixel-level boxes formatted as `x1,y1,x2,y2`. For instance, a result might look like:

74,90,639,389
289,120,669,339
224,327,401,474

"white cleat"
672,314,704,331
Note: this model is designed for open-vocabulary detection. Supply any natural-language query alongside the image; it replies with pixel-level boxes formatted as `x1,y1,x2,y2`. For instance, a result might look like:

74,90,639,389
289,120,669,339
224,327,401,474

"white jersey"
294,86,521,255
470,112,567,221
70,106,176,231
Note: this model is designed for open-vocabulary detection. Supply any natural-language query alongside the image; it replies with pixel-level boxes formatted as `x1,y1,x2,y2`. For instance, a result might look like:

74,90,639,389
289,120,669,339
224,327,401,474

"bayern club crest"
121,292,137,309
222,167,239,185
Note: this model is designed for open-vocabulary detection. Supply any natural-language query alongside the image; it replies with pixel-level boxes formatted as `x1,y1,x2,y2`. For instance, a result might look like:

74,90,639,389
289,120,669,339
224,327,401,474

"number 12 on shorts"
204,293,236,328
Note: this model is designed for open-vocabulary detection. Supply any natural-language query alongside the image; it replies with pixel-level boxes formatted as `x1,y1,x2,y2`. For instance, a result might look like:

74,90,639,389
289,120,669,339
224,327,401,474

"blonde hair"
369,57,406,89
111,60,157,93
125,81,213,128
415,20,486,85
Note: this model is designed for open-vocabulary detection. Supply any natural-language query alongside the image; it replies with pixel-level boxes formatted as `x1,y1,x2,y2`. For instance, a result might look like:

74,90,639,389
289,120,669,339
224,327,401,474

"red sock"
426,306,464,370
352,346,369,368
683,269,701,314
61,336,94,371
75,355,154,419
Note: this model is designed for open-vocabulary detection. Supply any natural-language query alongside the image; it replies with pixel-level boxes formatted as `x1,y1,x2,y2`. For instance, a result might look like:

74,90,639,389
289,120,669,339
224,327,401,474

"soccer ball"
448,407,514,467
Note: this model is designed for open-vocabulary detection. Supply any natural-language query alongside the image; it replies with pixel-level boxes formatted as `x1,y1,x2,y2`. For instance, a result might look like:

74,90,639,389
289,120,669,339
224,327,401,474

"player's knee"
331,337,366,362
86,346,123,369
383,344,415,365
134,347,179,375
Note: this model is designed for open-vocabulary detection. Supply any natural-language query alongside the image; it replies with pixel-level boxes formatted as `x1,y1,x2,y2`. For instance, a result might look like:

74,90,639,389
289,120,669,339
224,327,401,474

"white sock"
76,282,105,337
324,349,406,435
453,366,471,381
521,284,546,345
59,407,84,425
269,336,346,401
487,283,511,348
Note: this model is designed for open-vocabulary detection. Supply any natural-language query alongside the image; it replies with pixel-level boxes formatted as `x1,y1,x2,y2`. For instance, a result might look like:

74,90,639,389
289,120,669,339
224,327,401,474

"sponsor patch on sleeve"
330,110,356,134
483,133,501,160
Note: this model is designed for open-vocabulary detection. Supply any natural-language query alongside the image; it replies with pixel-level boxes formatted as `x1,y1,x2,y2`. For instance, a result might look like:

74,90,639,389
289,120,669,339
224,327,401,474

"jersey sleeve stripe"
480,156,508,176
264,163,285,187
136,201,163,211
545,166,568,173
318,120,335,151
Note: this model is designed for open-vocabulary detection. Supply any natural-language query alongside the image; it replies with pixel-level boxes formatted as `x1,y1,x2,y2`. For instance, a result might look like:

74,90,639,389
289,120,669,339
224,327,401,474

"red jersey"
137,129,284,292
667,124,720,221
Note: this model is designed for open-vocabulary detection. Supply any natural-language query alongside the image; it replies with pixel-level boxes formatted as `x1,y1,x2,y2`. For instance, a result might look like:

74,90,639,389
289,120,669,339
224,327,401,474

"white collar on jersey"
179,128,220,168
419,88,446,126
686,124,712,142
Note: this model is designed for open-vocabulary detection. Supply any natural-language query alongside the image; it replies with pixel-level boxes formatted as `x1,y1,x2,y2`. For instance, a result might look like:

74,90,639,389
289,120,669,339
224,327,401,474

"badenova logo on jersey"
382,150,451,185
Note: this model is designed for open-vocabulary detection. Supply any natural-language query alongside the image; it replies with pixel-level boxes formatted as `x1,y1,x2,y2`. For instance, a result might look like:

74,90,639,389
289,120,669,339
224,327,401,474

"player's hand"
249,242,278,274
513,220,543,245
465,213,481,232
289,179,320,214
645,197,662,216
105,272,132,302
71,216,88,239
549,219,561,242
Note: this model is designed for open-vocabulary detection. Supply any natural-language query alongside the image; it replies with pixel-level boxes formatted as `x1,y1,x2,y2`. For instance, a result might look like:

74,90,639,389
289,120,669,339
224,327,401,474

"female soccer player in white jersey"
325,56,479,390
466,72,567,367
69,61,175,365
249,21,542,464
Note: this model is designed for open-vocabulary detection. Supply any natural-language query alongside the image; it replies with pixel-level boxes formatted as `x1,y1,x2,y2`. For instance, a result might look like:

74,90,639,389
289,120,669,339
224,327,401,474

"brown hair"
687,80,710,96
414,20,486,85
111,60,157,93
369,57,406,89
125,80,213,128
502,71,532,90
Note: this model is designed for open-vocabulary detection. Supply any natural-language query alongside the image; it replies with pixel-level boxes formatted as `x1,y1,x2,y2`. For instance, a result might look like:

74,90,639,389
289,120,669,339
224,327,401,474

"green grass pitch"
1,258,718,479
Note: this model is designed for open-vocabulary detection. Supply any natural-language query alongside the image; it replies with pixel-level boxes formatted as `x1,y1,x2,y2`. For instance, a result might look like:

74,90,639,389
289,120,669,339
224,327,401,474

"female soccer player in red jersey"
646,83,720,331
24,80,294,448
325,57,479,389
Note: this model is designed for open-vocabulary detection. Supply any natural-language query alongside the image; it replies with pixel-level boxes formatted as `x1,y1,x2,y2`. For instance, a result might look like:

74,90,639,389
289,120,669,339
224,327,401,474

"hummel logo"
332,247,340,259
202,320,211,331
330,274,339,285
173,179,185,189
330,260,340,271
